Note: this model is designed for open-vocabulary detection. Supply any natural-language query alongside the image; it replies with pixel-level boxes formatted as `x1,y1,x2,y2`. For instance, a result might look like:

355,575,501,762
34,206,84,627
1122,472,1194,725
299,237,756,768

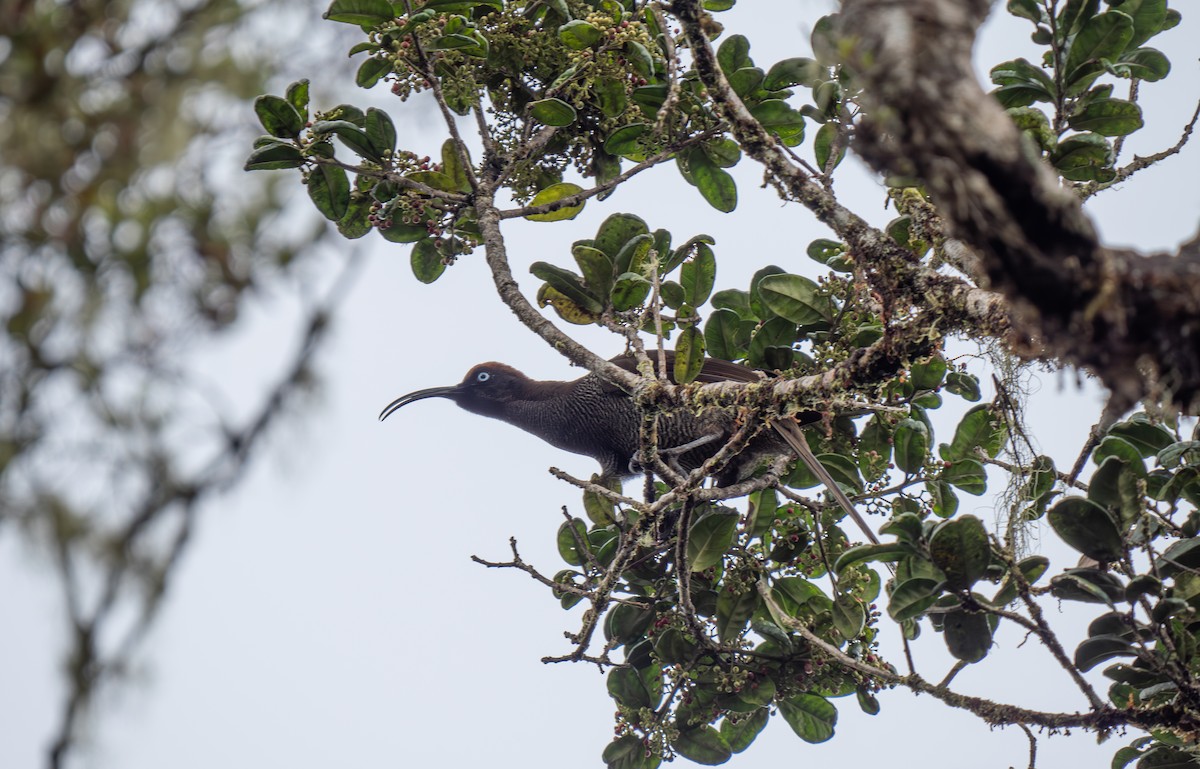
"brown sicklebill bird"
379,352,878,544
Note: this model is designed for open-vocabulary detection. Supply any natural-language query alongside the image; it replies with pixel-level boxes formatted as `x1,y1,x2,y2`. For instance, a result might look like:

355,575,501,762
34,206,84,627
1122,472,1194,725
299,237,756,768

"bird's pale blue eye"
476,371,491,382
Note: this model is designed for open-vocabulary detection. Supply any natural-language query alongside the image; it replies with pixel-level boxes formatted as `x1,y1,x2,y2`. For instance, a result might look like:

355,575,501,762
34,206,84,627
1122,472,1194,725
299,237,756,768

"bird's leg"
659,432,723,477
628,432,722,477
775,422,880,545
659,431,722,457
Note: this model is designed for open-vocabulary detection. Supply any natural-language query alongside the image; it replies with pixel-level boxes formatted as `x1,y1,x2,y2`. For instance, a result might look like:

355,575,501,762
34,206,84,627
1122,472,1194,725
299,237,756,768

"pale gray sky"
3,3,1198,768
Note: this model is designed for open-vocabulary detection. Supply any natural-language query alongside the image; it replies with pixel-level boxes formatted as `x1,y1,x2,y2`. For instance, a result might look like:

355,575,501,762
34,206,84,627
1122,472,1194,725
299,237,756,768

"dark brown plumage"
380,352,877,542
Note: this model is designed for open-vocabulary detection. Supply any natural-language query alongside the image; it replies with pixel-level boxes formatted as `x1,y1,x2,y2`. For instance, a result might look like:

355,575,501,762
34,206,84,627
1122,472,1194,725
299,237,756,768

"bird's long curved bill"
378,386,459,421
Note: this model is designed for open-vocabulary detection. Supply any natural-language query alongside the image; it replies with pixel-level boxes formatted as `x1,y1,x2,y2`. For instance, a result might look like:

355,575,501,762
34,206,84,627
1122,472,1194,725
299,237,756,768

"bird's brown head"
378,362,532,422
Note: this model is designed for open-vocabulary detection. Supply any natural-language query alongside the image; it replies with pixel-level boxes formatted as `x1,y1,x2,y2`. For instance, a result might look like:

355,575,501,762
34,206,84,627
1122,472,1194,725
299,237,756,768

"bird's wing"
607,351,761,384
607,351,879,544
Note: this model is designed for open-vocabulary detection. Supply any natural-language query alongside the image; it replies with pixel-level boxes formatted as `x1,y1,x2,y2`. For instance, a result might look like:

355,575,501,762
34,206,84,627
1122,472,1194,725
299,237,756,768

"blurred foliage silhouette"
0,1,355,765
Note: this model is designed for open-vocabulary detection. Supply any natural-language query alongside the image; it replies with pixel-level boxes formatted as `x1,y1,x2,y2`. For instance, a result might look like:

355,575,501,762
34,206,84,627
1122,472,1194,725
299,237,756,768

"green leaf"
727,67,764,98
530,98,577,127
1051,131,1113,181
749,100,806,144
704,309,751,362
1064,11,1134,87
254,94,306,138
410,240,446,283
928,515,991,590
558,19,602,49
1058,0,1103,41
946,404,1006,461
286,79,310,119
420,0,503,10
942,608,993,662
1075,635,1137,671
364,107,396,157
990,58,1057,107
428,32,489,58
702,137,741,168
746,488,778,538
927,478,959,518
596,77,628,118
1007,106,1056,151
683,148,737,212
526,182,585,222
337,191,373,239
1159,539,1200,578
1120,0,1168,48
888,577,941,621
536,287,600,325
893,418,929,474
721,709,769,753
778,694,837,743
311,119,379,161
380,219,427,243
756,274,831,326
813,123,845,172
1048,497,1125,562
910,356,948,390
1050,568,1124,604
944,371,982,401
584,488,617,527
572,244,614,299
605,602,654,647
607,665,656,709
687,509,739,572
611,272,652,312
624,41,655,78
815,453,863,494
307,164,350,220
674,327,706,384
716,584,759,643
991,555,1051,606
323,0,394,26
595,213,650,262
617,235,656,281
857,416,892,482
530,262,603,314
604,123,650,159
1112,47,1171,81
763,57,821,90
1109,418,1175,457
680,245,717,306
942,459,988,495
603,734,662,769
244,138,305,170
832,594,866,639
746,316,797,370
672,727,732,766
1007,0,1045,23
711,289,753,319
717,34,751,74
356,56,390,88
660,280,685,310
556,517,589,566
749,265,786,319
1068,98,1143,137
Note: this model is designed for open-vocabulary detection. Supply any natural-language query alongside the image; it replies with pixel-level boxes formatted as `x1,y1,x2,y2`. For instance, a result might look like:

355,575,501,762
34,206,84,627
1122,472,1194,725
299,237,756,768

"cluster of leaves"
992,0,1180,183
246,0,849,271
2,0,348,763
546,335,1012,764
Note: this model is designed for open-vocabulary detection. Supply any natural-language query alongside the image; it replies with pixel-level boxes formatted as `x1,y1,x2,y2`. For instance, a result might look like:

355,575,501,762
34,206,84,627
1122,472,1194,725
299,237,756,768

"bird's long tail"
772,420,880,545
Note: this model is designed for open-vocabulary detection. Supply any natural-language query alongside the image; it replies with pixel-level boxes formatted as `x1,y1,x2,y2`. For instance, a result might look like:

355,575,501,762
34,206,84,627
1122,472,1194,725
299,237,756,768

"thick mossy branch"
836,0,1200,414
673,0,1011,344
